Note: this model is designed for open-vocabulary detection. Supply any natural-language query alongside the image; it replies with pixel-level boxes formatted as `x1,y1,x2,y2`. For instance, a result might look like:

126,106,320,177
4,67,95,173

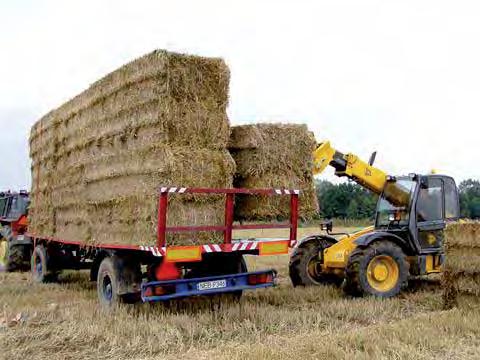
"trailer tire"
97,255,142,308
31,245,57,283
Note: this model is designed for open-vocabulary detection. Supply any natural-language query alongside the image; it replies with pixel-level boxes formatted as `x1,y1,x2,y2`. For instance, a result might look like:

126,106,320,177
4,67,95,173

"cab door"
415,178,446,252
415,177,459,253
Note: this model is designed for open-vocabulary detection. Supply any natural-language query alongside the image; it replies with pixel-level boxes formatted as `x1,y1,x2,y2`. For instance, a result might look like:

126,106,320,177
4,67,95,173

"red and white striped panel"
274,189,300,195
202,244,222,253
139,246,166,257
160,187,188,193
231,241,259,251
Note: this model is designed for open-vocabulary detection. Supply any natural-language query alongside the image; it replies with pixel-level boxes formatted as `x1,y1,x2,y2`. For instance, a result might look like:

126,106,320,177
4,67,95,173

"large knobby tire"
344,241,409,298
97,256,142,308
289,239,343,287
31,245,57,283
0,226,30,272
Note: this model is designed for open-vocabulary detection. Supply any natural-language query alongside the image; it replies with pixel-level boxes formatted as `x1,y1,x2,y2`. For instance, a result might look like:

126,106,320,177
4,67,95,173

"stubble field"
1,227,479,360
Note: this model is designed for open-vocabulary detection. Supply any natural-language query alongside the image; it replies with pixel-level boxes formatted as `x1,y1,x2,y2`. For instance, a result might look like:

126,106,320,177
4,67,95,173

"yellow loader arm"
313,141,387,195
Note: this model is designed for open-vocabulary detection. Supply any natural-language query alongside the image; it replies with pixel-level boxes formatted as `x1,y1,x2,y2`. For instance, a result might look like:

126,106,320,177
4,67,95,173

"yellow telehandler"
289,142,460,297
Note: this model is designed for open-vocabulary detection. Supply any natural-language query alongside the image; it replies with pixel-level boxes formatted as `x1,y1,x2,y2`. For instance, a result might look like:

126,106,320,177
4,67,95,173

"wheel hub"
103,277,113,301
366,255,399,292
372,263,388,281
35,255,42,275
0,239,7,268
307,255,322,280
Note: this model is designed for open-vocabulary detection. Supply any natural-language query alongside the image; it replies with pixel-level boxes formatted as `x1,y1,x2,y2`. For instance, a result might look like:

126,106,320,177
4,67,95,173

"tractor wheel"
0,226,30,272
0,236,8,271
289,239,343,287
97,255,142,308
344,241,409,298
31,244,58,283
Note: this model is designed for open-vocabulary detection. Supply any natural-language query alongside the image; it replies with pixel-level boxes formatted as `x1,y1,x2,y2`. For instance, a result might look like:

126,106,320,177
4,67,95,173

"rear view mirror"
420,176,429,189
320,219,333,233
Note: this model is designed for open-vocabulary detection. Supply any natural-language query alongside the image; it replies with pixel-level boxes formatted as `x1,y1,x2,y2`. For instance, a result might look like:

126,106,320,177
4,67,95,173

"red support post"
289,193,299,242
157,192,169,248
224,193,234,244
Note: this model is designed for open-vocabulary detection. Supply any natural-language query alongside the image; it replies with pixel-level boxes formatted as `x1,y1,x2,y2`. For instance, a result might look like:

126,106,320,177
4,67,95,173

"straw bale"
443,221,480,308
233,175,318,221
229,123,319,221
29,50,232,247
227,125,264,150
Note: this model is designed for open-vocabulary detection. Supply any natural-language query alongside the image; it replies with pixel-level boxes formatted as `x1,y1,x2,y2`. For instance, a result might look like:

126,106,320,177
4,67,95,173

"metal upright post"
224,193,234,244
157,192,169,248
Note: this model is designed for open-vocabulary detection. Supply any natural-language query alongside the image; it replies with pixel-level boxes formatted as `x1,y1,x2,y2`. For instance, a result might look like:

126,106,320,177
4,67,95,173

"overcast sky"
1,0,479,190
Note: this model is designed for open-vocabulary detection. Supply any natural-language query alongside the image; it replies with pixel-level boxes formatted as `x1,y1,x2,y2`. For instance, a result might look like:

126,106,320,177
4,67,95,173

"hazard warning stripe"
139,240,297,257
160,187,188,193
274,189,300,195
139,246,166,257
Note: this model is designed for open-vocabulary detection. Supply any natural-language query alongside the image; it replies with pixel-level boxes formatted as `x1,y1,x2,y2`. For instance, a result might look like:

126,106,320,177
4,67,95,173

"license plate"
197,279,227,291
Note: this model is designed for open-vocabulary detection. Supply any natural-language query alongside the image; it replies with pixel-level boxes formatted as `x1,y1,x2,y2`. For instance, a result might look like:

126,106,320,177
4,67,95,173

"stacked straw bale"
443,222,480,308
228,124,319,221
29,50,234,246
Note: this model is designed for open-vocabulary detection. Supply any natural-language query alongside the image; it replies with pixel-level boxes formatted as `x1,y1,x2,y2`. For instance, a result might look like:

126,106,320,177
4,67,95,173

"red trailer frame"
28,187,300,257
27,187,301,305
153,187,300,260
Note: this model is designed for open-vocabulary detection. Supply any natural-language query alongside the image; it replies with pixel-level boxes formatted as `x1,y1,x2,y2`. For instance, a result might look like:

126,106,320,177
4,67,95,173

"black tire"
97,255,142,308
344,241,409,298
7,245,30,271
31,245,57,283
0,226,30,272
289,239,343,287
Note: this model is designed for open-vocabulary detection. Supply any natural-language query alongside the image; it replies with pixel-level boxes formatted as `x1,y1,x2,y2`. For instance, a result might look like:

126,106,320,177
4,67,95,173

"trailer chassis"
27,187,300,307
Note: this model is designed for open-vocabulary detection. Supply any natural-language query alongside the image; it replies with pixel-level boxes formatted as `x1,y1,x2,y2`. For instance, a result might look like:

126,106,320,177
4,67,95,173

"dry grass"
1,227,479,360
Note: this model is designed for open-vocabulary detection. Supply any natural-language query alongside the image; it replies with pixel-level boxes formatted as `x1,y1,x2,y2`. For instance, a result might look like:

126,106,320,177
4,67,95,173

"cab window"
0,198,6,217
444,178,460,219
417,178,443,222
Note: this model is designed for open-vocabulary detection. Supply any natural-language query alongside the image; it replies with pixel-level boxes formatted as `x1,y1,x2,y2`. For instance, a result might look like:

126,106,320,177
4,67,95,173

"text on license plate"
197,279,227,291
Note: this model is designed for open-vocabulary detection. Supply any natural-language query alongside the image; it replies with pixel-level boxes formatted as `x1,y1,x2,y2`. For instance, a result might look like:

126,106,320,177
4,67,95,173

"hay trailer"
28,187,300,307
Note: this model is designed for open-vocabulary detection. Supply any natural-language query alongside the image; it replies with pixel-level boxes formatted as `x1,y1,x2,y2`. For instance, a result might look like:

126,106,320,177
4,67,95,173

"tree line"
315,178,480,220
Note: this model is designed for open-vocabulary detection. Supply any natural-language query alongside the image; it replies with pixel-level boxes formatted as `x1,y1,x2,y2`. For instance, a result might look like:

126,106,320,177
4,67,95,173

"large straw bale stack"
29,50,233,247
442,222,480,308
229,124,319,221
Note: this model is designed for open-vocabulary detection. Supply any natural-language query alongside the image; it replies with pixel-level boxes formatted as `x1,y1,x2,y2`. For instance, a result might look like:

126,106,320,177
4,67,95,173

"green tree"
459,179,480,218
315,179,378,220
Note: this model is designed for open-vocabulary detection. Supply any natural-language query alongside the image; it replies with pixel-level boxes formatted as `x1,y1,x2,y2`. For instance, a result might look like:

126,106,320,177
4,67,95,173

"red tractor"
0,190,32,271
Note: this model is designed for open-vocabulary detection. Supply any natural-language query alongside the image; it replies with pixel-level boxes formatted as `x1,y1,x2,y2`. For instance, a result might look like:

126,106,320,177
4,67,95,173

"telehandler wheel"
31,245,58,283
344,241,409,298
289,239,343,287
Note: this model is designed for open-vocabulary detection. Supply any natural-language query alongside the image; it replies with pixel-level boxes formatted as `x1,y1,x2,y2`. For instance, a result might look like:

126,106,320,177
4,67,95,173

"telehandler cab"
289,142,460,297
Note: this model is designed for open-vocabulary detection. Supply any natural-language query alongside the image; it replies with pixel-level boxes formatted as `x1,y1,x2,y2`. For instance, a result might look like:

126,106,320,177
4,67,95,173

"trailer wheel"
97,255,142,308
31,245,57,283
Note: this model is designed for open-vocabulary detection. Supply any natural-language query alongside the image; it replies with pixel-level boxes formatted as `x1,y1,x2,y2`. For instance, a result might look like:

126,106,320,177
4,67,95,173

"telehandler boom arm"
312,141,387,195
